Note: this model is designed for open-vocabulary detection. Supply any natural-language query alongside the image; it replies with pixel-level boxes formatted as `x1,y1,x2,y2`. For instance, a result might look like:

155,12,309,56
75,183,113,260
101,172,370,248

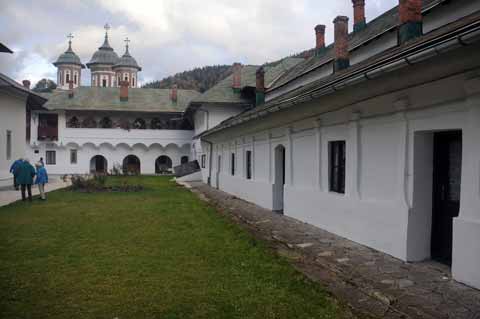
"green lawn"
0,176,349,319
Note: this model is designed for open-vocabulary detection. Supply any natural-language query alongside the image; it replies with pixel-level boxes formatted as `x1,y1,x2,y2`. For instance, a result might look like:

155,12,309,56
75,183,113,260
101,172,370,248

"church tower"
86,24,120,87
112,38,142,88
53,34,85,90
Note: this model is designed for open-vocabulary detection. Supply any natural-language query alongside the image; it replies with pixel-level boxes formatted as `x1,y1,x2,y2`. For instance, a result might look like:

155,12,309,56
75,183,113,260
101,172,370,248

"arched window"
181,156,189,164
81,117,97,128
102,79,107,87
66,73,70,83
99,117,113,128
74,73,78,85
132,77,135,87
133,118,146,129
150,118,162,129
67,116,80,128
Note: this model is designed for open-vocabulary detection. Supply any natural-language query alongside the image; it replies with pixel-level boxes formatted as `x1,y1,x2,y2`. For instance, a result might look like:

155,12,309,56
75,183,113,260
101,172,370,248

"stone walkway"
0,177,71,207
186,182,480,319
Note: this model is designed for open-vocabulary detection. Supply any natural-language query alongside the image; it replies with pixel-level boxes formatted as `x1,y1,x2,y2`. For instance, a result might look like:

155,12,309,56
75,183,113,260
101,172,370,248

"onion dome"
113,39,142,71
53,35,85,68
86,26,119,67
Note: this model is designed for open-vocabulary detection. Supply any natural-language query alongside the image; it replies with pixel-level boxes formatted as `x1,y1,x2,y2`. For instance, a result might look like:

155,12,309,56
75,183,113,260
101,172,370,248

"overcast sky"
0,0,399,86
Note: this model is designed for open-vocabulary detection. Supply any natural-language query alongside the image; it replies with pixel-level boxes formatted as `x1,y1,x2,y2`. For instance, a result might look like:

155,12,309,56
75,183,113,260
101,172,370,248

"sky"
0,0,399,87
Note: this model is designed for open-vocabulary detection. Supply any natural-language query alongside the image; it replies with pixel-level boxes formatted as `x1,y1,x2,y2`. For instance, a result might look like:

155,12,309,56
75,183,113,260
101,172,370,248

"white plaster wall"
193,104,246,136
26,142,190,175
202,72,480,288
0,91,27,187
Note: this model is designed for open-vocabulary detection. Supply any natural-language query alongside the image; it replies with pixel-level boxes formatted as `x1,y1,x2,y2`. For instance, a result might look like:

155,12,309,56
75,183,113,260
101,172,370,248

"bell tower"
53,33,85,90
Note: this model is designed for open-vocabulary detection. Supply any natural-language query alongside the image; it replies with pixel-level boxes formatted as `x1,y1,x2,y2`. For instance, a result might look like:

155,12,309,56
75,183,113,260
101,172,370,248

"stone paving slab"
187,182,480,319
0,178,71,207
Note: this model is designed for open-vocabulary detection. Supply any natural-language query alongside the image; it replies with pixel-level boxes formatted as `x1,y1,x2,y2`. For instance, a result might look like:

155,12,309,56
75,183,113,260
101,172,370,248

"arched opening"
67,116,80,128
123,155,141,175
90,155,108,174
82,117,97,128
155,156,172,174
273,145,286,213
151,118,162,129
133,118,146,129
181,156,189,164
99,117,113,128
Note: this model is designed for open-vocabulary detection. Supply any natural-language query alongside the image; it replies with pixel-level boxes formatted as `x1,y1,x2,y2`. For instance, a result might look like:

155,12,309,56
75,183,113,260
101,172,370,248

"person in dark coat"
9,158,23,190
34,162,48,200
16,159,36,202
39,157,45,167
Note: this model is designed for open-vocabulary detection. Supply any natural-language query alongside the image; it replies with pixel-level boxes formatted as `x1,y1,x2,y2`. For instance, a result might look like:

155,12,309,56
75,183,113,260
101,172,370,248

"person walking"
39,157,45,167
16,159,36,202
34,162,48,200
9,158,23,190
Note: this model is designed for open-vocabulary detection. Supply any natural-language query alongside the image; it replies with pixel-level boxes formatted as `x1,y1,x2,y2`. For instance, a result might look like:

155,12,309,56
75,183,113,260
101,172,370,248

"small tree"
32,79,57,93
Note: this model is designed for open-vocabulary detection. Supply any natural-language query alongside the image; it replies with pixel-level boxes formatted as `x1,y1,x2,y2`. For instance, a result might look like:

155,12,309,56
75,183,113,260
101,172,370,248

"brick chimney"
232,63,242,93
399,0,423,44
315,25,326,51
334,16,350,72
22,80,31,89
352,0,366,32
120,81,128,102
68,80,74,99
170,84,178,103
255,67,265,107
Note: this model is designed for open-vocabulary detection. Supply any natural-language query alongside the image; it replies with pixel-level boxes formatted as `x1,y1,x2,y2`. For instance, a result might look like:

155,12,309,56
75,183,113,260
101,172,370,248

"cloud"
0,0,399,87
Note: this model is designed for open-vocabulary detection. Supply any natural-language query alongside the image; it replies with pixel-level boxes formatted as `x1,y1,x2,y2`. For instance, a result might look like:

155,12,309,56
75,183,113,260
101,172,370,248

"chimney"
22,80,31,89
398,0,423,44
120,81,128,102
352,0,366,32
334,16,350,72
315,24,326,51
255,67,265,107
170,84,178,103
68,80,74,99
232,63,242,93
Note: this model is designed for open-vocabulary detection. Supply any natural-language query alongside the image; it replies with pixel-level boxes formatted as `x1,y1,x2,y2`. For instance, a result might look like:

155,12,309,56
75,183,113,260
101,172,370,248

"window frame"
246,150,252,180
231,153,236,176
46,150,56,165
6,130,12,160
70,149,77,164
329,140,346,194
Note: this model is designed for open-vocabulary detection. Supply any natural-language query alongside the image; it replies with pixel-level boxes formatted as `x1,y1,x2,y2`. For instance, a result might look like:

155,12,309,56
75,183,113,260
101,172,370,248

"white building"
26,29,199,175
0,66,47,187
192,0,480,290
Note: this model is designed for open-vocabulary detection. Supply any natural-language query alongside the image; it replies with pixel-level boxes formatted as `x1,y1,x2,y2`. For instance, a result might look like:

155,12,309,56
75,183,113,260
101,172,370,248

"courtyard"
0,176,351,319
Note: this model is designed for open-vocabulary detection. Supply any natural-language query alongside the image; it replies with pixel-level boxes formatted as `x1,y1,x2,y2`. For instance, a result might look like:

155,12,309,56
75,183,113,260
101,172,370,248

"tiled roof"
270,0,441,90
0,72,47,109
191,57,304,105
200,8,480,138
40,87,200,113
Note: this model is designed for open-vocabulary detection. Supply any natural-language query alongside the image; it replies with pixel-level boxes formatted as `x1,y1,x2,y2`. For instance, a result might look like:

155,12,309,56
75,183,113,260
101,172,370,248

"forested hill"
142,65,233,93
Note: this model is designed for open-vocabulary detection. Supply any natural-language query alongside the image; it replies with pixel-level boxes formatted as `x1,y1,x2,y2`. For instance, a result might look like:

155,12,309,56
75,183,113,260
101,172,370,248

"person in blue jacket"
34,162,48,200
9,158,23,190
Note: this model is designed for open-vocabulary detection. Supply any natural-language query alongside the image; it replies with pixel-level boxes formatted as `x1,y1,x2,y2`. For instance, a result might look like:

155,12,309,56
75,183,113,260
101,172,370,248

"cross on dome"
67,33,74,50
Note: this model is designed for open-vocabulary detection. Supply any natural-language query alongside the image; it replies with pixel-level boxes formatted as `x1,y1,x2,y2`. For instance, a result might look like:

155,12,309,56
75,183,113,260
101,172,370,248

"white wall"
0,90,27,187
202,69,480,289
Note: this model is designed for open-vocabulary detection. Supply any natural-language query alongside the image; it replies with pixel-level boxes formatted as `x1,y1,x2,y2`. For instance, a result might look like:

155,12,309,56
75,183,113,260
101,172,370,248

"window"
201,154,206,168
46,150,56,165
74,73,77,84
6,130,12,160
329,141,346,194
231,153,236,176
102,79,107,87
246,150,252,180
132,77,135,87
66,73,70,83
70,149,77,164
181,156,189,165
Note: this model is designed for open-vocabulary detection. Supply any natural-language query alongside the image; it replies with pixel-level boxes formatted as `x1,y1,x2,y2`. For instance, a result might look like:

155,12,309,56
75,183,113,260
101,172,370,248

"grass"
0,176,349,319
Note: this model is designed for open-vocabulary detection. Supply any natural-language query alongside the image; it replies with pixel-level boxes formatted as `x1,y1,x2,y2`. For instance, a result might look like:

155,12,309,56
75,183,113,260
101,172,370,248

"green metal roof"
191,57,304,105
53,42,85,68
40,87,200,113
86,34,120,67
113,45,141,71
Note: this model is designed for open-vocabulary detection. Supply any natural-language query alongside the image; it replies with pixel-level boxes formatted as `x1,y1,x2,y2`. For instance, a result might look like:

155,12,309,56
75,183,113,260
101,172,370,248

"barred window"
46,150,56,165
70,149,77,164
246,150,252,180
6,130,12,160
231,153,235,176
329,141,346,194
